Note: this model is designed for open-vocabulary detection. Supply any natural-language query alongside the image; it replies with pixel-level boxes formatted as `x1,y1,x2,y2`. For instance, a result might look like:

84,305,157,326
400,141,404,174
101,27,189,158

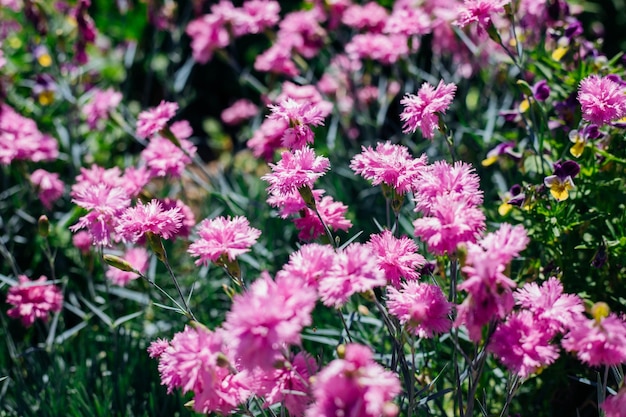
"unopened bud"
298,186,316,210
382,402,399,417
38,215,50,237
103,254,136,273
336,344,346,359
146,232,166,261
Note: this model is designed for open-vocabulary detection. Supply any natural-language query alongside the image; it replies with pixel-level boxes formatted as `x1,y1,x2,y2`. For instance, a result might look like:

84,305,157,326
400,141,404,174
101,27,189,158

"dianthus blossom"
188,216,260,265
72,230,92,254
6,275,63,327
305,344,401,417
160,198,195,239
105,247,149,286
577,75,626,125
454,0,510,29
514,277,585,335
267,188,325,218
413,193,485,256
318,243,387,308
223,273,317,370
186,14,230,64
221,99,258,125
116,199,183,243
247,117,289,161
136,100,178,138
341,2,389,33
292,195,352,241
268,99,325,149
400,80,457,139
0,104,58,165
82,88,122,129
254,41,300,77
153,326,250,414
275,81,333,119
350,142,427,195
368,230,425,287
561,313,626,366
276,9,326,59
345,33,409,65
413,160,483,214
261,147,330,195
140,135,196,178
277,243,336,288
384,7,431,36
601,386,626,417
489,310,559,378
387,281,452,338
30,169,64,209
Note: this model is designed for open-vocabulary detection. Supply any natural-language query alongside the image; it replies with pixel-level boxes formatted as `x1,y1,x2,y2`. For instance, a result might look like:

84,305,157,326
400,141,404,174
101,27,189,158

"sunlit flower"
601,386,626,417
368,230,425,287
454,0,510,29
568,124,603,158
268,99,325,149
136,100,178,138
82,88,122,129
561,312,626,366
543,160,580,202
0,104,59,165
262,147,330,195
578,75,626,125
400,80,456,139
30,169,64,209
188,216,261,265
221,99,258,125
293,195,352,241
116,199,183,242
6,275,63,327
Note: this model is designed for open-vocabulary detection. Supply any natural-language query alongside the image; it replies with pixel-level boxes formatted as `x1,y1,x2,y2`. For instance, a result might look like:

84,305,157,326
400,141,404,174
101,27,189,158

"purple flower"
543,160,580,202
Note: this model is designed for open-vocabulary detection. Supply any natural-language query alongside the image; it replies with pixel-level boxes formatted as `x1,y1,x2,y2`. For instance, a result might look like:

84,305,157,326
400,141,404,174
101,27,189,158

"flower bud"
103,254,136,273
38,215,50,237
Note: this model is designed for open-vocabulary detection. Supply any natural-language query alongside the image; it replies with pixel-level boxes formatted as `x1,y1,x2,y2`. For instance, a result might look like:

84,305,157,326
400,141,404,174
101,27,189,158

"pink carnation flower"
318,243,387,308
368,230,425,287
561,313,626,366
601,386,626,417
30,169,64,209
186,14,230,64
277,243,336,288
454,0,510,29
262,147,330,195
105,247,149,286
0,104,58,165
116,199,183,242
400,80,457,139
72,230,92,254
413,160,483,214
154,326,250,414
345,33,409,65
140,135,196,178
82,88,122,129
305,344,401,417
413,193,485,256
247,117,289,161
136,100,178,138
277,9,326,59
514,277,585,335
221,99,258,125
160,198,195,239
7,275,63,327
577,75,626,125
384,7,431,36
254,41,300,77
292,195,352,241
275,81,333,119
387,281,452,338
489,310,559,378
268,99,325,150
223,273,317,369
350,142,427,195
188,216,260,265
267,188,325,218
341,2,389,33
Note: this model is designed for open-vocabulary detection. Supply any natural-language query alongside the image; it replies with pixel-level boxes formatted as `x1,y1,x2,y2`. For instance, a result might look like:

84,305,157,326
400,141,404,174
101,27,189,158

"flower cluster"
6,275,63,327
0,104,58,165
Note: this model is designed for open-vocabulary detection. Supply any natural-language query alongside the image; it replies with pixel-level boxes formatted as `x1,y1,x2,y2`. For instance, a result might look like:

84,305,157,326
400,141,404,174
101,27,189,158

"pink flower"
154,326,250,414
147,338,169,358
72,230,92,254
350,142,427,195
116,199,183,242
221,99,258,125
318,243,387,308
489,311,559,378
121,166,151,198
223,273,317,369
262,147,330,195
188,216,260,265
561,313,626,366
514,277,585,335
136,100,178,138
342,2,389,33
0,104,58,165
30,169,64,209
267,188,325,218
70,184,131,247
140,135,196,178
254,41,300,77
160,198,195,239
277,243,336,288
368,230,425,287
292,195,352,241
345,33,409,65
6,275,63,327
82,88,122,129
305,344,401,417
577,75,626,125
277,9,326,59
71,165,126,196
268,99,325,150
387,281,452,338
237,0,280,35
186,14,230,64
384,7,431,36
105,247,149,286
400,80,457,139
413,160,483,214
247,118,289,161
454,0,510,29
601,386,626,417
413,193,485,256
275,81,333,119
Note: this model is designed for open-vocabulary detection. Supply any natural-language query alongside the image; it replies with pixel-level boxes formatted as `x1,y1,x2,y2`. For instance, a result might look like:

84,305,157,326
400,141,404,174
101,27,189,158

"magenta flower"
160,198,196,239
72,231,92,255
345,33,409,65
105,247,149,286
30,169,64,209
350,142,427,195
268,99,325,149
186,14,230,64
454,0,509,29
248,117,289,162
140,135,196,178
116,199,183,242
342,2,389,33
136,100,178,138
601,386,626,417
154,326,250,414
267,188,325,219
387,281,452,338
188,216,261,265
0,104,59,165
400,80,456,139
277,243,336,288
221,99,258,125
223,273,317,370
7,275,63,327
293,195,352,241
305,344,401,417
414,160,483,215
514,277,585,335
413,193,486,256
254,41,300,77
368,230,425,287
82,88,122,129
561,313,626,366
489,311,559,378
318,243,387,308
261,147,330,195
578,75,626,125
